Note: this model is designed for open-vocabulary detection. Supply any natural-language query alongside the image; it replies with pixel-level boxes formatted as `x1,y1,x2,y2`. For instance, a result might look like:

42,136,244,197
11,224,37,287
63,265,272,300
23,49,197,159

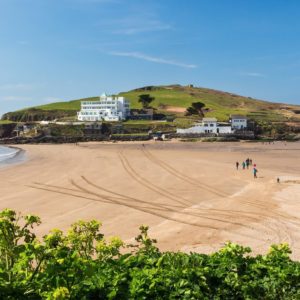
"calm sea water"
0,146,19,163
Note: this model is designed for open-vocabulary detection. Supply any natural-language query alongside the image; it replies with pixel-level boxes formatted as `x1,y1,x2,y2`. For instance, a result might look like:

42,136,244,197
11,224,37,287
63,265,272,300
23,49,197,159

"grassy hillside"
2,85,300,122
120,85,300,122
35,97,99,111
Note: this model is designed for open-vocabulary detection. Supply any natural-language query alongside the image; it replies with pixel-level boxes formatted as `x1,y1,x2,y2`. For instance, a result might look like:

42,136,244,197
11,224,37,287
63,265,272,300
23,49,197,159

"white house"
177,118,232,134
230,115,248,130
77,93,130,122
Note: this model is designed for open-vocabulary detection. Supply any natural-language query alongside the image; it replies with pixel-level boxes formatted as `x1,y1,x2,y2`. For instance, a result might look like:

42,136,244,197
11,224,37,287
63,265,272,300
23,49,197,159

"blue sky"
1,0,300,116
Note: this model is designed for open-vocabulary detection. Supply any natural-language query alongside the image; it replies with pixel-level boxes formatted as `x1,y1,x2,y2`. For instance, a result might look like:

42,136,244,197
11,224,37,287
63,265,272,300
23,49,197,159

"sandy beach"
1,141,300,258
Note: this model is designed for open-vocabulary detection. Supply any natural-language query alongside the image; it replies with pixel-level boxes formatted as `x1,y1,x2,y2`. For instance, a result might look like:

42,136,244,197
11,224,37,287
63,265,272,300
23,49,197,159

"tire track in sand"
80,176,280,243
29,182,223,231
117,155,279,232
118,150,193,207
142,148,228,197
139,148,295,245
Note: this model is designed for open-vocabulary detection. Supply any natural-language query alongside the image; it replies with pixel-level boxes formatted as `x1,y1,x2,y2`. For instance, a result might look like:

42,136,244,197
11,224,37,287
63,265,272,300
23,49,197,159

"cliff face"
0,123,17,138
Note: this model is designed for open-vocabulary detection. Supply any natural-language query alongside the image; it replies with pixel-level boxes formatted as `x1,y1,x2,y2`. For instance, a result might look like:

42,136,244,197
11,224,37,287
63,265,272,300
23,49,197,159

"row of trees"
0,209,300,299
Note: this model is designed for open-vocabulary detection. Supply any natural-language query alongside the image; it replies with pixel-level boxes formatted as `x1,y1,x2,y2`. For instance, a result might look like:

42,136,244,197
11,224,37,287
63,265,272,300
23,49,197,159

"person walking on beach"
246,158,250,169
253,167,258,179
249,159,252,166
236,161,239,170
242,161,246,170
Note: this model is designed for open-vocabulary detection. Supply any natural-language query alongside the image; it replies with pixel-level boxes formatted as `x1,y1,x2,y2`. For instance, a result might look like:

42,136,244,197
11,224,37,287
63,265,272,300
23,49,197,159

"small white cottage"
177,118,232,134
230,115,248,130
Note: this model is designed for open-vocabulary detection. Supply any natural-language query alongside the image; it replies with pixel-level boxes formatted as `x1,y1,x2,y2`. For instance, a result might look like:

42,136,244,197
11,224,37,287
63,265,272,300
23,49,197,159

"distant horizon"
1,0,300,116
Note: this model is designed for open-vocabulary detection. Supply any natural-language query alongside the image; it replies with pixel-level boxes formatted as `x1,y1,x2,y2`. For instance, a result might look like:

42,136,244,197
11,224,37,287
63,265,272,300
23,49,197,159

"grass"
247,111,290,122
11,97,97,113
0,120,15,124
121,86,300,122
3,85,300,124
35,98,97,111
124,120,169,125
173,117,198,128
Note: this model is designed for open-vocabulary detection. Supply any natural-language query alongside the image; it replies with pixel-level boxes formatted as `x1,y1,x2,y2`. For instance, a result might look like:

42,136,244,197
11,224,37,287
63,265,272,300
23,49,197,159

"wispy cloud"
97,14,172,35
110,51,197,69
113,20,172,35
240,72,266,78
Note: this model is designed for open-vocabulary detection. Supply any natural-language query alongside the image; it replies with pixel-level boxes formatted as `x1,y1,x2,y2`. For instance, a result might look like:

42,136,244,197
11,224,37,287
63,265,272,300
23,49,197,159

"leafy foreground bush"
1,209,300,299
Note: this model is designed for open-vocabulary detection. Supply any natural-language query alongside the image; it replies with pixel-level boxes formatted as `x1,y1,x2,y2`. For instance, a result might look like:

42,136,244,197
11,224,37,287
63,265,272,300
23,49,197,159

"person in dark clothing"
246,159,250,169
253,167,258,178
236,161,239,170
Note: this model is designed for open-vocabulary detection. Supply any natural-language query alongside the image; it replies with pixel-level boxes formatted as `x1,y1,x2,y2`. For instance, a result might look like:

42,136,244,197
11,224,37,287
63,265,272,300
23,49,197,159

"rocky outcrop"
0,123,17,138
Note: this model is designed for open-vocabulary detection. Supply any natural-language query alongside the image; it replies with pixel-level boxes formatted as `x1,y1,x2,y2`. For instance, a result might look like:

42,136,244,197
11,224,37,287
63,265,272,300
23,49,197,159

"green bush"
49,124,84,137
0,209,300,299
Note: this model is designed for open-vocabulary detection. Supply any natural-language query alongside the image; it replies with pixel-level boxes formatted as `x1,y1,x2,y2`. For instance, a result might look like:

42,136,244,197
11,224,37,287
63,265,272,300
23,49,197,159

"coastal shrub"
0,209,300,299
49,124,85,137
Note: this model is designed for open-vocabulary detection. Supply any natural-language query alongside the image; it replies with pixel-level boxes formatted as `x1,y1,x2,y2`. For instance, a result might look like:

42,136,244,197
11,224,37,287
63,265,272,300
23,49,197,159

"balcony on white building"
77,93,130,122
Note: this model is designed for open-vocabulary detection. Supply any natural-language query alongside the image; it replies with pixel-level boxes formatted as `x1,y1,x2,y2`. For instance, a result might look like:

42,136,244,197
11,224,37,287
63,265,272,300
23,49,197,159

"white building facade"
77,93,130,122
177,118,232,134
230,115,248,130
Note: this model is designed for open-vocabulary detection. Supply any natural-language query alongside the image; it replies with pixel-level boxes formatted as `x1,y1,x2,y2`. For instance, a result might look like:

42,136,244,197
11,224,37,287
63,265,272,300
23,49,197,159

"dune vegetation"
1,208,300,299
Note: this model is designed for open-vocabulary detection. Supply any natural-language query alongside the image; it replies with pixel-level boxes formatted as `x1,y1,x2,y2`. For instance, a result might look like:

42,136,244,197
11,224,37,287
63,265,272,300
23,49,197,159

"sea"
0,146,24,167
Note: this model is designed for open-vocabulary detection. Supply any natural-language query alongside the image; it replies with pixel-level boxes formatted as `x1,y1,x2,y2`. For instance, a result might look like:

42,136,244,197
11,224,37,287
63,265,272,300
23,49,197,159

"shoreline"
0,146,26,169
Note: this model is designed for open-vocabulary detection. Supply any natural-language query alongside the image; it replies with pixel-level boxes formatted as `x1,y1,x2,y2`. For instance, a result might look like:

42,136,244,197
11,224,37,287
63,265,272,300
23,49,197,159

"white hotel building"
77,93,130,122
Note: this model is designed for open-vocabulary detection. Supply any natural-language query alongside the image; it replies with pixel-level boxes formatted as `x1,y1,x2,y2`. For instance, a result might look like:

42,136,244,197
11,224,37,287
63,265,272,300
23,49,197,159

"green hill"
2,84,300,123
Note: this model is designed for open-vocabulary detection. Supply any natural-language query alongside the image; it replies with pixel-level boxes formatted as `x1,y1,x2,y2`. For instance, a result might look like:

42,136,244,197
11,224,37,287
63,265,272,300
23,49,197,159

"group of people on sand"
236,158,258,178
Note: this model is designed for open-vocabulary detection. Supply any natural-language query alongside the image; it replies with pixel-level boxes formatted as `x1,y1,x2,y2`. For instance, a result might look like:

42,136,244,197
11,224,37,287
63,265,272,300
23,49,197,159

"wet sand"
0,146,26,168
1,141,300,258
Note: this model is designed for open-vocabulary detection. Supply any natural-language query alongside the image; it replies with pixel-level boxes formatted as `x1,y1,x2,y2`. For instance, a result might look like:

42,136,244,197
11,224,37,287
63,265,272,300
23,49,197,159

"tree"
138,94,155,109
185,102,206,117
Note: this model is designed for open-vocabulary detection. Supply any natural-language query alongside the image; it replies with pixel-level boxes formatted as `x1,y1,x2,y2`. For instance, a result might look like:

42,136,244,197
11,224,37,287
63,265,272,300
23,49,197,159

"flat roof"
230,115,247,119
202,117,217,122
